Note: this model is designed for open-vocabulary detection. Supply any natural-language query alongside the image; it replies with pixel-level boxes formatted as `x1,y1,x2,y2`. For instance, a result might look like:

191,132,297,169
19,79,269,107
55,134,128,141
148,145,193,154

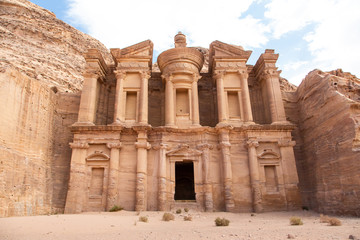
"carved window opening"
90,167,105,197
264,165,278,192
174,161,195,200
125,91,137,120
176,89,189,115
227,91,240,118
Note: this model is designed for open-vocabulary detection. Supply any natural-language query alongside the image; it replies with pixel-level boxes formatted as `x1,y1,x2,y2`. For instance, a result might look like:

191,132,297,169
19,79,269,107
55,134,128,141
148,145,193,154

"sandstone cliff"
284,69,360,216
0,0,113,92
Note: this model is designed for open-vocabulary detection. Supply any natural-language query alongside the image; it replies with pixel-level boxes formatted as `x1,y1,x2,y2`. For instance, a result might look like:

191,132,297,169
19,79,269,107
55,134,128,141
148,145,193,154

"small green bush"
109,205,123,212
176,209,182,214
290,216,303,225
139,216,148,223
162,212,175,221
328,217,341,226
215,217,230,226
184,215,192,221
184,208,189,213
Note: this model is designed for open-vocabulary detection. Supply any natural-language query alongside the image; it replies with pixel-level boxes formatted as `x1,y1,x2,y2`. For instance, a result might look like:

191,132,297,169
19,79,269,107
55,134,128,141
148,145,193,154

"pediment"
258,149,280,159
167,145,202,157
86,151,110,161
111,40,153,58
111,40,153,68
209,41,252,72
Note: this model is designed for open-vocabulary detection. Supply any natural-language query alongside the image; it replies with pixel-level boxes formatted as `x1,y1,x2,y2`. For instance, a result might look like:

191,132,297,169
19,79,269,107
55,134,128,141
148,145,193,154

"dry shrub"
184,208,189,213
215,217,230,226
139,216,148,223
184,215,192,221
162,212,175,221
320,214,330,223
328,217,341,226
109,205,123,212
289,216,303,225
176,209,182,214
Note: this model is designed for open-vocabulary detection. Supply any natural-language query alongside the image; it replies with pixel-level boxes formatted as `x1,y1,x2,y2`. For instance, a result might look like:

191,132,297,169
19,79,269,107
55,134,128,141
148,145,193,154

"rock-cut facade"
64,32,301,213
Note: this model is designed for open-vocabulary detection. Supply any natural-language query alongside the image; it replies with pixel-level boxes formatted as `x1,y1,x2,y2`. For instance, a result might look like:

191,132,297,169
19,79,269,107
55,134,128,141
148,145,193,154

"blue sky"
30,0,360,86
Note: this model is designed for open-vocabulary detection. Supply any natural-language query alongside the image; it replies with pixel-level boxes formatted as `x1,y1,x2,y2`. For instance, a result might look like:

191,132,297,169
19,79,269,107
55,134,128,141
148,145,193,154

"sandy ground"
0,210,359,240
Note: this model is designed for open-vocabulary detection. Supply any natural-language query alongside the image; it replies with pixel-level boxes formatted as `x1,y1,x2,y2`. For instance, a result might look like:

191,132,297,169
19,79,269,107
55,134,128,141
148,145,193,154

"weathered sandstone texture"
288,69,360,216
0,0,113,92
0,0,359,217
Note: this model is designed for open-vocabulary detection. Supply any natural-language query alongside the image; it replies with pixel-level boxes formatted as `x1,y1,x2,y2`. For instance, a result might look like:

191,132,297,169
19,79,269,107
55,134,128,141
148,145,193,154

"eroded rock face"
290,69,360,216
0,0,113,92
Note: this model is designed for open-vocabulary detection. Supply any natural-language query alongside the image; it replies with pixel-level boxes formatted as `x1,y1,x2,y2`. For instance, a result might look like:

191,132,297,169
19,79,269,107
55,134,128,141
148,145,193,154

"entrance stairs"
170,200,202,211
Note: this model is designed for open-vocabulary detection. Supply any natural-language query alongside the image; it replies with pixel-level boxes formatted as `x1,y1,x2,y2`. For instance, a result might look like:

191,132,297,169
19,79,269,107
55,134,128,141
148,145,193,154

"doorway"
174,161,195,200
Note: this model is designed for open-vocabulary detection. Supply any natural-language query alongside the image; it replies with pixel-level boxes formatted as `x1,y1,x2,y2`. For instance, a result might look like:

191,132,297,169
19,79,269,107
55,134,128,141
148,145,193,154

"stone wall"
0,67,56,217
288,70,360,216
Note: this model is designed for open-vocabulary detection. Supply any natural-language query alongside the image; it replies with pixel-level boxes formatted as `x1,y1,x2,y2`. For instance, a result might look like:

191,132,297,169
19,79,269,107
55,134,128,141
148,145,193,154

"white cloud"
65,0,360,85
65,0,269,53
264,0,360,81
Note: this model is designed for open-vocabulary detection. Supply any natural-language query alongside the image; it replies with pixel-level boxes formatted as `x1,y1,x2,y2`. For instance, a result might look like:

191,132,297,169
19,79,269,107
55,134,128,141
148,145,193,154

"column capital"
278,139,296,147
246,140,259,148
83,70,100,79
197,143,214,150
140,70,151,80
218,142,231,149
259,69,281,81
161,73,173,82
213,70,226,80
114,70,126,80
152,143,170,150
69,142,89,149
237,69,249,79
106,142,122,149
135,141,151,150
192,73,201,81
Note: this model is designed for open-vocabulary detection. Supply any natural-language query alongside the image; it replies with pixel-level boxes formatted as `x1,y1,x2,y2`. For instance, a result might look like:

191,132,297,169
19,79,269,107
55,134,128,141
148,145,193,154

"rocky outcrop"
291,69,360,216
0,0,113,92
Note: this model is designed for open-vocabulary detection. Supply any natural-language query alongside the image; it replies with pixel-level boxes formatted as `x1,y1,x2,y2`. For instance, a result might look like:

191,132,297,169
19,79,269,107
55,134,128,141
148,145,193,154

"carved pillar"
164,75,175,126
77,72,99,125
113,70,126,124
215,71,227,123
192,74,200,126
65,142,89,214
238,70,254,123
198,143,214,212
218,129,235,211
247,139,263,212
134,129,151,211
139,71,150,124
156,143,169,211
261,70,287,123
106,142,122,210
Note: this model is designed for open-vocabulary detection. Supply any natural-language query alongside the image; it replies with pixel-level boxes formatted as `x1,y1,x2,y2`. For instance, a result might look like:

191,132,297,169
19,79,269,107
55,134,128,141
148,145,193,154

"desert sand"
0,210,359,240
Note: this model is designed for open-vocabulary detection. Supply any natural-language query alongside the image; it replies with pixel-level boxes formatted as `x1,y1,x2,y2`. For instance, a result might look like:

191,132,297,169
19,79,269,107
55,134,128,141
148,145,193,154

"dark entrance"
175,161,196,200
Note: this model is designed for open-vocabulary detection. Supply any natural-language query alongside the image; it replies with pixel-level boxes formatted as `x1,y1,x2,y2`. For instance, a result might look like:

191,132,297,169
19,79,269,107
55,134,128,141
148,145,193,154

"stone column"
247,139,263,212
164,75,175,127
64,142,89,214
77,72,99,125
218,129,235,212
261,70,287,124
134,129,151,211
191,74,200,126
113,70,126,124
198,143,214,212
106,142,122,210
215,71,227,123
156,143,169,211
238,70,254,123
139,71,150,124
